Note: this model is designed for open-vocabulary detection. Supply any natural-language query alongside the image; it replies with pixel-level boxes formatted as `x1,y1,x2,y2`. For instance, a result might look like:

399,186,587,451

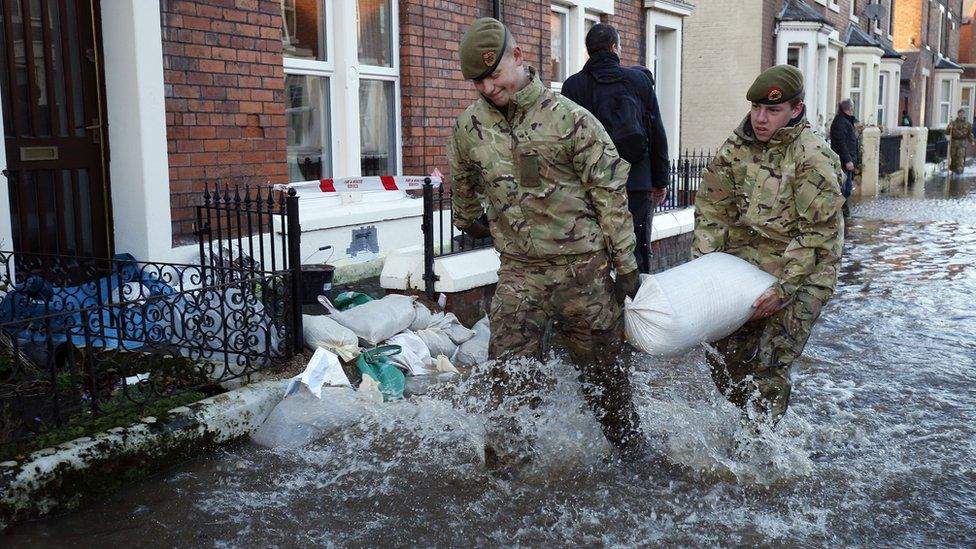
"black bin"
301,264,334,305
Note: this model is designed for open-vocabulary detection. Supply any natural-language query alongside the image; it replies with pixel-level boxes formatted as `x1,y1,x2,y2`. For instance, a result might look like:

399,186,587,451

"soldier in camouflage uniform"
448,18,646,468
693,65,844,427
946,109,974,174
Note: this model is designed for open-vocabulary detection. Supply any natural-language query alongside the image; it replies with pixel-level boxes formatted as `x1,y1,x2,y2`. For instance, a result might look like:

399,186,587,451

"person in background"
946,109,974,175
693,65,844,429
560,23,670,274
900,109,912,126
829,99,858,216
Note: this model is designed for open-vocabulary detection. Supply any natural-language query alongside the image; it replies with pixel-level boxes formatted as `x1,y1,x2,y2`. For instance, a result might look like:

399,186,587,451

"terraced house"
0,0,695,276
681,0,972,152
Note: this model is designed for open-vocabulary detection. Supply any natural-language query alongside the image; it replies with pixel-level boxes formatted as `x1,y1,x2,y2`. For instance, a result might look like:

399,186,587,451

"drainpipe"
493,0,501,21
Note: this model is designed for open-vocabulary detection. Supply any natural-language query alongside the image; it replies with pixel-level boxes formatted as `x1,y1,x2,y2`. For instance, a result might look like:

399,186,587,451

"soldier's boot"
566,329,649,461
483,357,546,474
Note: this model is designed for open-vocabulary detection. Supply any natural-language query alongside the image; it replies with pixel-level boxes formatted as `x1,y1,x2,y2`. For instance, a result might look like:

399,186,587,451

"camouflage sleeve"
692,142,738,258
774,149,845,303
572,112,638,274
447,120,483,231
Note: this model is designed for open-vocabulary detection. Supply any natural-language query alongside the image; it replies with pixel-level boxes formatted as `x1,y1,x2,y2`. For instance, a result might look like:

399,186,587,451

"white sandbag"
251,387,370,448
455,316,489,367
283,347,350,398
386,331,435,376
302,314,360,361
409,301,433,331
624,252,777,357
412,311,475,359
415,328,458,359
319,294,417,346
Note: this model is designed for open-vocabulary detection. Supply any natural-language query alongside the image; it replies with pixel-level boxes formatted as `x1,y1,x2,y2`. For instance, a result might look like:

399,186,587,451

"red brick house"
0,0,694,278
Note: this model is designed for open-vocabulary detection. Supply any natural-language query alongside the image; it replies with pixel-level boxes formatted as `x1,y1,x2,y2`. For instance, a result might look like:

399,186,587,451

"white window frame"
583,11,600,60
936,3,946,56
550,4,571,87
282,0,402,187
849,65,864,119
961,84,974,123
814,0,841,11
850,0,858,22
877,71,886,127
283,0,338,183
939,78,952,126
786,45,803,73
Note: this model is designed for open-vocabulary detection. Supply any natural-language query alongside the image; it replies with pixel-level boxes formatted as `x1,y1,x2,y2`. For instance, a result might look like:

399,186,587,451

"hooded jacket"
829,109,858,166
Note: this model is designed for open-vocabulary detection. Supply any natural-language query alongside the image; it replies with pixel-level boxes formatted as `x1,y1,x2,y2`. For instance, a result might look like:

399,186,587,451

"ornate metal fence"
0,252,293,449
419,151,713,295
194,184,303,350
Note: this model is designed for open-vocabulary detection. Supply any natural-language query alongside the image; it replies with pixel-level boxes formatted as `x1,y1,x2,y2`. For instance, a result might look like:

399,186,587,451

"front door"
0,0,111,258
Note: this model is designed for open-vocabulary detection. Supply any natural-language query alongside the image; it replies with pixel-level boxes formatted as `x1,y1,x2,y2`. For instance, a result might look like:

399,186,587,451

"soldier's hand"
463,220,491,240
844,161,855,172
750,287,783,321
614,269,640,305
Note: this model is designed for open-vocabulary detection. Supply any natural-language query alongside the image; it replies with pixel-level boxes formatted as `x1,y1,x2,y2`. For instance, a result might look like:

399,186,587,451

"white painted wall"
842,46,884,125
646,9,683,159
100,0,172,260
0,91,10,251
776,23,832,133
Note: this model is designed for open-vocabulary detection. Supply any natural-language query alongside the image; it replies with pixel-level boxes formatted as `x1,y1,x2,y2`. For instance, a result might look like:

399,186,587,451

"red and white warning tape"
275,175,443,194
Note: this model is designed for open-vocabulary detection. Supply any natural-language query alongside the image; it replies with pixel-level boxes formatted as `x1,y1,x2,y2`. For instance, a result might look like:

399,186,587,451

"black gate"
194,185,303,350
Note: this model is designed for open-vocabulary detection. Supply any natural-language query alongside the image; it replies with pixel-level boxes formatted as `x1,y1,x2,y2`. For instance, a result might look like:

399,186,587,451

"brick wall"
681,0,764,151
611,0,644,67
398,1,551,180
761,0,779,70
160,0,287,244
893,0,923,49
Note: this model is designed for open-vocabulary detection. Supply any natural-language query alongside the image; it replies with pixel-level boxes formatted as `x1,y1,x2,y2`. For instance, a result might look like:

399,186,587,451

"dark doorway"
0,0,112,258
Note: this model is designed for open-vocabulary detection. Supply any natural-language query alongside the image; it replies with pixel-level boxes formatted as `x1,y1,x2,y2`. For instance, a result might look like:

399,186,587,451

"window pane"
551,11,567,82
359,79,396,176
357,0,392,67
285,74,331,182
787,47,800,68
851,67,861,88
941,80,951,101
282,0,325,61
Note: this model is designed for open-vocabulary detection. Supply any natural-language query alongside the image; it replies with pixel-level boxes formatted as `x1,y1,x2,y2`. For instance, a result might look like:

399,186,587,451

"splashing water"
7,173,976,546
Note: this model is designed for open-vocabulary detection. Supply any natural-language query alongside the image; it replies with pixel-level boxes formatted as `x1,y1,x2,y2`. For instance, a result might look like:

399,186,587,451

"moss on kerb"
0,382,283,530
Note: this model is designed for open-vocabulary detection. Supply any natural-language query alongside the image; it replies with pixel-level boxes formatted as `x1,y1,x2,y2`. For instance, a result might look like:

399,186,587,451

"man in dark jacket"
561,24,670,274
829,99,858,215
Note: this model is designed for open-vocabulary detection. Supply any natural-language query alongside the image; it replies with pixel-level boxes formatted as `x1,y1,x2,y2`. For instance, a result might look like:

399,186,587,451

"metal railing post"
422,177,436,297
285,188,303,352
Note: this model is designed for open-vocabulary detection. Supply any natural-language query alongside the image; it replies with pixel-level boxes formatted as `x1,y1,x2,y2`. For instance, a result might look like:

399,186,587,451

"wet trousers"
706,290,826,426
487,251,644,459
950,141,968,173
628,191,654,274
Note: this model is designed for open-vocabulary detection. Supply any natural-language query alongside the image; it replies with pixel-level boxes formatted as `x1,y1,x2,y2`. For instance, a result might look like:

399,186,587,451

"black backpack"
586,69,648,164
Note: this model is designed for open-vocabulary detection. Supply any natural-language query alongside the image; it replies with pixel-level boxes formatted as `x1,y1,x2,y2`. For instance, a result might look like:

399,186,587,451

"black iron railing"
0,252,292,448
194,184,303,350
420,151,713,295
879,134,903,176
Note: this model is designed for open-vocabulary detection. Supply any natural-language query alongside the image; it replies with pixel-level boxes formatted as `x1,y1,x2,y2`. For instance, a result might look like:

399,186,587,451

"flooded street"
6,171,976,547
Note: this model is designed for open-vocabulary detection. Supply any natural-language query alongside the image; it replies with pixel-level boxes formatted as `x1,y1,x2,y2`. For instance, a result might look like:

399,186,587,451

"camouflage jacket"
947,119,974,142
447,67,637,274
693,115,844,303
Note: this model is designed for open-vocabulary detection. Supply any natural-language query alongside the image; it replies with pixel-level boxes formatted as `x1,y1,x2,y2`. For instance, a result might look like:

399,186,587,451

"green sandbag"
355,345,405,402
333,291,374,311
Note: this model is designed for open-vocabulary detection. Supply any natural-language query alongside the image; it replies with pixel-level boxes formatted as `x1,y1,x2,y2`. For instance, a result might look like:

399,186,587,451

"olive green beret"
459,17,510,80
746,64,804,104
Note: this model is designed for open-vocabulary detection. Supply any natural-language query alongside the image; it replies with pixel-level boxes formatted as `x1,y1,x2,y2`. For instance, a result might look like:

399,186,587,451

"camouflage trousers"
487,250,644,459
706,290,827,426
950,141,968,173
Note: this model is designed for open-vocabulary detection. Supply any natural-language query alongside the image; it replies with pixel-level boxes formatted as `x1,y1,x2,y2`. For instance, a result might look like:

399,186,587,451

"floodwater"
6,171,976,547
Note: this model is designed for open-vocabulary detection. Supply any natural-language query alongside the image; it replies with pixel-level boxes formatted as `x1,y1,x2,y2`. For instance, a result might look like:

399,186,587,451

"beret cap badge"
767,88,783,102
482,50,497,67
